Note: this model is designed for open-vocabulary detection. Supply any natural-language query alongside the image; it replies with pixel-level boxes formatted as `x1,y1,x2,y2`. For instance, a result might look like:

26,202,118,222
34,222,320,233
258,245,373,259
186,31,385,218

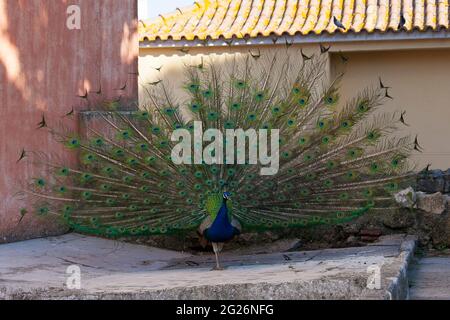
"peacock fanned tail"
23,48,416,237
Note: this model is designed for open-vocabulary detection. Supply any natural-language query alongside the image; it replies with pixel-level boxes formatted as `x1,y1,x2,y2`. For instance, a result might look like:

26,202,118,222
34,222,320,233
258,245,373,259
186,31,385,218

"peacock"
22,48,417,270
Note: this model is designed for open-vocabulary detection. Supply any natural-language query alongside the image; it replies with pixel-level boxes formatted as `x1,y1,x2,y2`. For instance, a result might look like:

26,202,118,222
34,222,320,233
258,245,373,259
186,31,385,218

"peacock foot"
210,266,225,271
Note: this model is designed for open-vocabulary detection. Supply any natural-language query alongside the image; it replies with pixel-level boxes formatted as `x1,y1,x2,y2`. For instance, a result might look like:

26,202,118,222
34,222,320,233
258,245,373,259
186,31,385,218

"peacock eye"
210,166,219,174
38,207,49,215
83,173,91,179
347,149,359,158
300,188,310,196
340,193,349,200
208,112,218,120
194,171,202,178
190,103,200,112
358,101,369,112
386,182,399,191
324,180,333,187
83,191,92,198
35,178,46,187
188,83,199,92
224,121,234,129
235,81,245,88
152,127,161,134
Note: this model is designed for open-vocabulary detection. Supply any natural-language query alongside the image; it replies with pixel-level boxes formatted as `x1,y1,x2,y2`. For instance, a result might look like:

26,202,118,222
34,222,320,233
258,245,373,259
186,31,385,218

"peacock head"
223,192,231,201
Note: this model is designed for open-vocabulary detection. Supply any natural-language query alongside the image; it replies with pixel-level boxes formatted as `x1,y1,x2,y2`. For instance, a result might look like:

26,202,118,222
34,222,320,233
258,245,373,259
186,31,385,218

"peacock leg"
211,242,224,271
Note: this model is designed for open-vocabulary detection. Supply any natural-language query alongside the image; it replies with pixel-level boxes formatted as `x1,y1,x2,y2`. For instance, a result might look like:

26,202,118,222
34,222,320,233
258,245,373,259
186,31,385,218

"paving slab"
0,233,417,300
409,256,450,300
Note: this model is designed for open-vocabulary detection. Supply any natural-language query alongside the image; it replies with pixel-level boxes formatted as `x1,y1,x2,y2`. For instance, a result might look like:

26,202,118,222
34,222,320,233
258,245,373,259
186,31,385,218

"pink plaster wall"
0,0,138,243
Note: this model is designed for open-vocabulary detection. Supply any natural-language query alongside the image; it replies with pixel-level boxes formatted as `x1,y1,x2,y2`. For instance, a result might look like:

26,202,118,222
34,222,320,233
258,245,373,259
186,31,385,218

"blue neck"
204,199,235,242
215,200,231,226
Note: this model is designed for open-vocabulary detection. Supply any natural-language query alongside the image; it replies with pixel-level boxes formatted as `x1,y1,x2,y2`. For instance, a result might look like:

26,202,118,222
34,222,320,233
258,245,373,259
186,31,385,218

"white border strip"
140,30,450,48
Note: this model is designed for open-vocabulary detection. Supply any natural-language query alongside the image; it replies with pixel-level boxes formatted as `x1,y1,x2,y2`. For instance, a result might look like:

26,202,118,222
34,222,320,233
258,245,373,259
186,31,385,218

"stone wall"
417,169,450,194
0,1,138,243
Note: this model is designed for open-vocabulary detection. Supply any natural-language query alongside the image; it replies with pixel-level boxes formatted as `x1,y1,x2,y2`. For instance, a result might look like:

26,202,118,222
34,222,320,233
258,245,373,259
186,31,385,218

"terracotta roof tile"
139,0,450,42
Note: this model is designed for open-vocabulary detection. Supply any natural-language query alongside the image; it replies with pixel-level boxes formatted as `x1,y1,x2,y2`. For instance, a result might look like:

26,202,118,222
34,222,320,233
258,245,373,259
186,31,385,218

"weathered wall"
0,0,138,243
331,48,450,169
140,41,450,170
138,44,324,105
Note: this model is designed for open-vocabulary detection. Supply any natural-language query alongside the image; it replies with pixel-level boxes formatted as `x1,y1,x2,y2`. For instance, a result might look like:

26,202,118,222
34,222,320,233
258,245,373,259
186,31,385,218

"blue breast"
204,202,237,243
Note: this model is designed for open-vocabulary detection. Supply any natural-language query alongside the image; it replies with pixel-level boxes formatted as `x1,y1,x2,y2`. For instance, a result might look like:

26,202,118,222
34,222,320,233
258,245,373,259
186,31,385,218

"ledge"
0,233,416,300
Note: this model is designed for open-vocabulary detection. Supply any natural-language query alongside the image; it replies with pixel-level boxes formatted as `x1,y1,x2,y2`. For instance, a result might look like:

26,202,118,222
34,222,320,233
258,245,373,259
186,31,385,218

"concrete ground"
409,251,450,300
0,233,416,300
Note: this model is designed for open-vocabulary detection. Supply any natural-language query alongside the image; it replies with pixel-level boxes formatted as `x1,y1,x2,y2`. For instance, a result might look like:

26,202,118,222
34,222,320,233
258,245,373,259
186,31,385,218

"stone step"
0,233,417,299
409,257,450,300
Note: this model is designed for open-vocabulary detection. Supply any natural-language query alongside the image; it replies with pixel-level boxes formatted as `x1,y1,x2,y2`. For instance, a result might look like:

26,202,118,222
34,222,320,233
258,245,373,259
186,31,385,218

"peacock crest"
21,48,417,240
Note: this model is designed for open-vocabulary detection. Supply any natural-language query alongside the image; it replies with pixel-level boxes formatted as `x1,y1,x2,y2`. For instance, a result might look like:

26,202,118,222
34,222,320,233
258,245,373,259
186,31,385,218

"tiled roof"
139,0,450,42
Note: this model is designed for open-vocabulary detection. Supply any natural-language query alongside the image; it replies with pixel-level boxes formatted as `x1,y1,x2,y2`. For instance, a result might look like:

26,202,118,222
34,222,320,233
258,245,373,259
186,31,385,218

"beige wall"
139,43,450,170
331,48,450,169
138,44,322,104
